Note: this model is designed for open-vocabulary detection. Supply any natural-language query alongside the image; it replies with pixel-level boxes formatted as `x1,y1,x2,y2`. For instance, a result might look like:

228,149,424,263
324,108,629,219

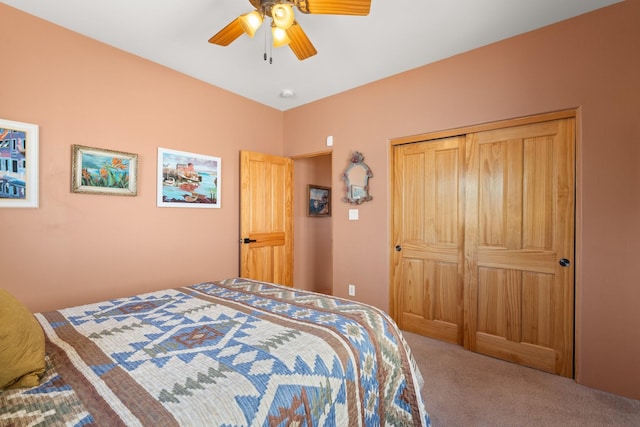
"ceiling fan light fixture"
239,10,263,37
210,0,371,60
272,25,291,47
272,4,294,30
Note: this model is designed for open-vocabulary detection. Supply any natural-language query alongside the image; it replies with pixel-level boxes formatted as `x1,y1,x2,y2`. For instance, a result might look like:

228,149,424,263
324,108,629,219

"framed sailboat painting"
157,147,221,208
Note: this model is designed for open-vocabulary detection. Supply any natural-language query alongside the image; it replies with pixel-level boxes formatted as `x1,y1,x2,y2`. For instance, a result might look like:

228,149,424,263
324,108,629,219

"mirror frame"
342,151,373,204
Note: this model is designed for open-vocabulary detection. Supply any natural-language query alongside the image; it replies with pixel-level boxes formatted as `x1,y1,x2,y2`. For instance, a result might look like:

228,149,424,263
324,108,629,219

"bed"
1,278,430,426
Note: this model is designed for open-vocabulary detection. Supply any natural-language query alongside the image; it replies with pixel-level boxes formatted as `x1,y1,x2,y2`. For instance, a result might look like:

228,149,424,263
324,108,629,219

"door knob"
559,258,571,267
395,245,402,252
242,238,257,244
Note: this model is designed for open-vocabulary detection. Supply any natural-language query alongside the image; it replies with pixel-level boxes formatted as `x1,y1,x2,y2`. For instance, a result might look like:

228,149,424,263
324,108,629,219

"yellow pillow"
0,289,46,390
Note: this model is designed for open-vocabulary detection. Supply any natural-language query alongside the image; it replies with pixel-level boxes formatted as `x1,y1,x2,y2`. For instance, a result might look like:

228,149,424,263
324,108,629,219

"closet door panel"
465,119,575,377
392,137,465,345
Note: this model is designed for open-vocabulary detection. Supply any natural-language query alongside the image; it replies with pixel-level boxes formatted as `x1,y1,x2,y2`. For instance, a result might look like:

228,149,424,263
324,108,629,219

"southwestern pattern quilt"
0,278,430,426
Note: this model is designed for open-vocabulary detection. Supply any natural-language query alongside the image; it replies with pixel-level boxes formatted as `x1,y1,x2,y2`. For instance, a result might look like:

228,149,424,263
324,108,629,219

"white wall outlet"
349,209,359,220
348,284,356,296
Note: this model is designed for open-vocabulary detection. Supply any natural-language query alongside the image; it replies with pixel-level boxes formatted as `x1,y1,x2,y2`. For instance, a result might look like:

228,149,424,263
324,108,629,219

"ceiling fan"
208,0,371,61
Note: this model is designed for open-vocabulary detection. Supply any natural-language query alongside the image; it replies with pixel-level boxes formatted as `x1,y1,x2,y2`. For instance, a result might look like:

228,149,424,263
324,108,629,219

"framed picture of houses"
0,119,39,208
71,145,138,196
157,147,221,208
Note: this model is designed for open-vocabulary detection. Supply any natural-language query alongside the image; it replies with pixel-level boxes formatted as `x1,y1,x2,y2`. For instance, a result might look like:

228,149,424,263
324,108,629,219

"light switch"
326,135,333,147
349,209,359,220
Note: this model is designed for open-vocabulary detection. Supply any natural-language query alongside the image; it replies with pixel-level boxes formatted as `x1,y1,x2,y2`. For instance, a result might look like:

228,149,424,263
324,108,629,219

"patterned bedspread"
0,278,430,426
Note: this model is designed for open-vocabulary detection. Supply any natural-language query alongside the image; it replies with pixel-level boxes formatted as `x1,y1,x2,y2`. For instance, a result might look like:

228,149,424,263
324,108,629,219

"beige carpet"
402,331,640,427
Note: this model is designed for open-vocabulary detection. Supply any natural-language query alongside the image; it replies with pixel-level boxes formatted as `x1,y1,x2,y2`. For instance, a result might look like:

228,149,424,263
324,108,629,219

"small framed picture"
71,145,138,196
0,118,39,208
308,185,331,217
157,147,221,208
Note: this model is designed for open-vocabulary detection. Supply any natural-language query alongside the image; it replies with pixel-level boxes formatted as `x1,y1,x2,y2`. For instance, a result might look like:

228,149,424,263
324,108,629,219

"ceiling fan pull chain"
268,25,273,64
264,24,268,61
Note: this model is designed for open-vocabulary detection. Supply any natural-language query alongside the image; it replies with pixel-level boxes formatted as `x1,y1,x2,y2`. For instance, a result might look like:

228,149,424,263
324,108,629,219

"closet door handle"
559,258,571,267
242,238,257,244
395,245,402,252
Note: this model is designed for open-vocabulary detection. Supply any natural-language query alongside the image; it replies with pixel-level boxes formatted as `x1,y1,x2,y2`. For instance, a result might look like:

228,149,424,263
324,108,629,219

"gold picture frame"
71,145,138,196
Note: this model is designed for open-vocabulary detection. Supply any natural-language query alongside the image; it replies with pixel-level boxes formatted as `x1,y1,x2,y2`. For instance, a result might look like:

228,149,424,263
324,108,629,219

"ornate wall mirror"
342,151,373,204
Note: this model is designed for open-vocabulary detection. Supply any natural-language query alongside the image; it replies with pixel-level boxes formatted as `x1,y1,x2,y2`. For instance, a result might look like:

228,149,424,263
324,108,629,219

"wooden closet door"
464,118,575,377
392,136,465,345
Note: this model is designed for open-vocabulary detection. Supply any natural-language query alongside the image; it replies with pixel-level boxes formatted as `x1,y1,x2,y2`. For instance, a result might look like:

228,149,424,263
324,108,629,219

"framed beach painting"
308,185,331,217
71,145,138,196
0,119,39,208
157,147,221,208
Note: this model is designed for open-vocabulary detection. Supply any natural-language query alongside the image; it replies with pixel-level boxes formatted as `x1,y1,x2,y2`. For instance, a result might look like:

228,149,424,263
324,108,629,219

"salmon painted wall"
283,1,640,400
0,5,283,311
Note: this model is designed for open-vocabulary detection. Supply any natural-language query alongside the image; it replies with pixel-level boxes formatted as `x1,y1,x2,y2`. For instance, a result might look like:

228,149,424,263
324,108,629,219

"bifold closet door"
464,118,575,377
392,136,465,345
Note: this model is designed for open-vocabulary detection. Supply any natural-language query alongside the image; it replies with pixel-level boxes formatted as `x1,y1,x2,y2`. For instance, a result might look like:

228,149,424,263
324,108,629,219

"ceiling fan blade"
287,22,317,61
297,0,371,15
208,17,244,46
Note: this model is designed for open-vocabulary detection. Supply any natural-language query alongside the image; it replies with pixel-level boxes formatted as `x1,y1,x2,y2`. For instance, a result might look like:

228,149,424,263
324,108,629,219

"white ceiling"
2,0,622,111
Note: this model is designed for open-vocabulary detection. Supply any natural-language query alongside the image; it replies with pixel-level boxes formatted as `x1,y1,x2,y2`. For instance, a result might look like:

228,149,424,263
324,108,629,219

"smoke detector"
279,89,295,98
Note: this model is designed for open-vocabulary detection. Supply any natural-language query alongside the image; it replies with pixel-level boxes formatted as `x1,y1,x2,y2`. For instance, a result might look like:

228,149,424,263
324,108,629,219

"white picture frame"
0,118,39,208
157,147,221,208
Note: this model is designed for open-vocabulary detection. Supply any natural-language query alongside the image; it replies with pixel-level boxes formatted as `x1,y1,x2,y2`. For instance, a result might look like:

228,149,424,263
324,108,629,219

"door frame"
389,108,581,376
290,150,334,294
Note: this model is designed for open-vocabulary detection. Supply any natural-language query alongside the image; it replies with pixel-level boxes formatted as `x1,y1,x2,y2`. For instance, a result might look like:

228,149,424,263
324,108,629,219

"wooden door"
464,118,575,377
239,151,294,286
392,136,465,345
